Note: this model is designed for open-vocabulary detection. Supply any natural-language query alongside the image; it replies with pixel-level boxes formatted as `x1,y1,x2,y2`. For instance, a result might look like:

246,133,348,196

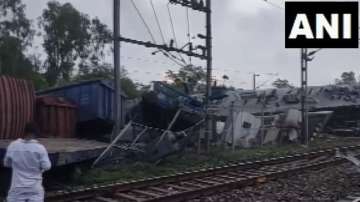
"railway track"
46,145,360,202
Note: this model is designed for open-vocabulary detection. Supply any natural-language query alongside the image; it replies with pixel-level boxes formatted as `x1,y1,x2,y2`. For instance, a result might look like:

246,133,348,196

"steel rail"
46,145,360,202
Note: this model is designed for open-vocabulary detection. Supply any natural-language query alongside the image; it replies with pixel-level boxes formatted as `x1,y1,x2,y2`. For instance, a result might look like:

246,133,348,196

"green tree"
165,65,206,93
40,1,116,87
74,63,114,81
0,0,47,89
121,77,140,98
272,78,294,89
0,0,33,46
0,38,48,89
77,17,112,76
40,1,92,86
74,66,140,98
38,1,139,98
335,71,357,85
0,0,32,75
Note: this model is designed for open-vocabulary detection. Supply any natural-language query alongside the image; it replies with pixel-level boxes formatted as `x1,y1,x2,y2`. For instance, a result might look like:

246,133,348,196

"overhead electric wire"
167,2,187,64
163,52,186,67
130,0,185,67
121,55,174,65
262,0,283,9
150,0,166,45
130,0,157,43
167,3,180,49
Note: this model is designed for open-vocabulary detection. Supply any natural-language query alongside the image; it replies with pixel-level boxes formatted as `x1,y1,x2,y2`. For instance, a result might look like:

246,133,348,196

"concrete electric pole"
300,48,322,145
117,0,212,152
204,0,212,152
300,48,309,145
113,0,122,139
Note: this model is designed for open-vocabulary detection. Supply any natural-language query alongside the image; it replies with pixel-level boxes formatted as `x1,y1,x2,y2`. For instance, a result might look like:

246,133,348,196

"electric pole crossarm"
169,0,209,13
119,36,207,60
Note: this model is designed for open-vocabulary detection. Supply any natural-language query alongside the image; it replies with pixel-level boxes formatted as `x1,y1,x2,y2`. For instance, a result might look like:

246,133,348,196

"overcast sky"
22,0,360,89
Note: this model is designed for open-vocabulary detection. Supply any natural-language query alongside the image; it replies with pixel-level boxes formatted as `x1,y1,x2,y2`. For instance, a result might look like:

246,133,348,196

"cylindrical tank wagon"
0,76,35,139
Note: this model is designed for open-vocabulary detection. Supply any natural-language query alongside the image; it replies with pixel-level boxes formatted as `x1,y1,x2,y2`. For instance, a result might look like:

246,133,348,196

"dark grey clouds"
23,0,360,89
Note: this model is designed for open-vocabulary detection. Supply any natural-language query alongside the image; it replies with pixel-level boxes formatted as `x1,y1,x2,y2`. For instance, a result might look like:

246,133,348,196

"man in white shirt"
3,122,51,202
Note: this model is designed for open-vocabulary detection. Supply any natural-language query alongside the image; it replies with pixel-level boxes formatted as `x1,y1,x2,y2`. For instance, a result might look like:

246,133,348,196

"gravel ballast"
189,163,360,202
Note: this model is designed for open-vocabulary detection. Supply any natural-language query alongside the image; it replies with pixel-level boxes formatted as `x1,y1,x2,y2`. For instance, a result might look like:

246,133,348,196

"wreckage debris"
208,84,360,148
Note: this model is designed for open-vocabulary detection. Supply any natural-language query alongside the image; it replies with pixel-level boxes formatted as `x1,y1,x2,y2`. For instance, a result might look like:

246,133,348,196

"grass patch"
71,136,360,187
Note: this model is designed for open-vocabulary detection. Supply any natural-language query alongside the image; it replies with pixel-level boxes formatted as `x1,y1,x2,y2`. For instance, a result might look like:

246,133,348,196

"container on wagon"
35,96,77,138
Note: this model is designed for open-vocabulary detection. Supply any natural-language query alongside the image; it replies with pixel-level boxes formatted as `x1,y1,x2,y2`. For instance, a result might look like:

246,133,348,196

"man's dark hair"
24,122,39,137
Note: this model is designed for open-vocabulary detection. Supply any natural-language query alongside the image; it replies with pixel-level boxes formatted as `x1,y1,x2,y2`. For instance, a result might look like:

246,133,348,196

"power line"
120,36,205,59
120,55,175,65
167,3,179,49
130,0,185,67
167,2,187,64
150,0,166,44
130,0,157,43
127,0,208,68
262,0,283,9
162,51,187,67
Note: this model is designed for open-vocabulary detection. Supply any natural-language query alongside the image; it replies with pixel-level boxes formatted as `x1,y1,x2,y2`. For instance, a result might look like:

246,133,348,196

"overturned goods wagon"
0,76,35,139
37,80,127,136
213,85,360,143
35,96,77,138
138,81,204,131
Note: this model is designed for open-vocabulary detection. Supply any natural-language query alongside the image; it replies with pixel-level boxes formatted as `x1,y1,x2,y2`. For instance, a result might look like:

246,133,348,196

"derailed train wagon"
0,76,35,139
138,81,204,131
37,80,127,137
0,77,110,167
35,96,77,138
